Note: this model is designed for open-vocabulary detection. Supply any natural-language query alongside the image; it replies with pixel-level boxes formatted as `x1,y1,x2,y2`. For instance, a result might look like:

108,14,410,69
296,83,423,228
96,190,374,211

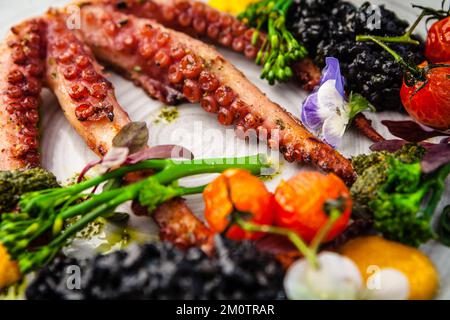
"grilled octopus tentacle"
45,10,132,156
44,11,212,250
104,0,383,141
153,198,214,254
353,113,385,143
0,12,211,251
86,0,322,91
0,19,46,170
75,3,356,183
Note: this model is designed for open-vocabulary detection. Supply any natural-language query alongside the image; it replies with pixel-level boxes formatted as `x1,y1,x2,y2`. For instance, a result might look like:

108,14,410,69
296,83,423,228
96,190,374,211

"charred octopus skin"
45,10,132,156
75,3,356,183
90,0,321,91
0,19,46,170
0,11,211,252
47,12,212,250
98,0,379,142
153,197,214,254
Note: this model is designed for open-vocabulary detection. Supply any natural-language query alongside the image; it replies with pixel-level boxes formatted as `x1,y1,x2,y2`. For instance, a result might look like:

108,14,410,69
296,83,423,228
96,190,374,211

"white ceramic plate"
0,0,449,299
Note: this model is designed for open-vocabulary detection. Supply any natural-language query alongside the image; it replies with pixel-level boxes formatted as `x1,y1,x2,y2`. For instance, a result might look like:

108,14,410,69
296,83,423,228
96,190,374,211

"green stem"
51,155,267,234
356,35,419,45
12,154,270,274
175,185,207,197
423,163,450,217
355,35,421,77
60,188,125,220
281,0,293,13
154,155,269,185
309,209,341,254
235,216,318,268
405,10,426,38
20,160,171,213
356,10,428,46
50,192,134,249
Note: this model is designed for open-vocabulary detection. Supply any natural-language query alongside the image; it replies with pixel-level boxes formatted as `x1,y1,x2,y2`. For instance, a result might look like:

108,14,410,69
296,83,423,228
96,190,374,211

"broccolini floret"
351,144,450,247
350,144,425,213
0,168,59,213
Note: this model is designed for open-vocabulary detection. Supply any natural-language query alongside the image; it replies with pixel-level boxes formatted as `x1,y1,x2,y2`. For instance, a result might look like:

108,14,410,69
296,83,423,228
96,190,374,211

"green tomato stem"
309,208,341,254
356,34,419,46
235,216,318,268
356,9,429,46
355,35,421,78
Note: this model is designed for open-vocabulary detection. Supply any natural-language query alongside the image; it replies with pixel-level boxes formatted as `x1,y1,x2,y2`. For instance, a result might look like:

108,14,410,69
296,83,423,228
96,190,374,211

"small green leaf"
105,212,130,224
438,205,450,247
348,92,376,121
112,122,149,154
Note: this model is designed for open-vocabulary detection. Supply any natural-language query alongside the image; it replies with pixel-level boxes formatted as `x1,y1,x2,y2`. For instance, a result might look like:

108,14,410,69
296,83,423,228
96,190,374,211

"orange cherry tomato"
274,172,352,243
425,17,450,63
203,169,274,240
400,61,450,131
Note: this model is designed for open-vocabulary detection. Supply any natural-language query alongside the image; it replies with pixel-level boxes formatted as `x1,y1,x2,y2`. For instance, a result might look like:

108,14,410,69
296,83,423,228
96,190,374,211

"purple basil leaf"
126,145,194,164
112,122,149,154
421,143,450,174
77,147,129,182
255,234,297,255
77,159,102,183
441,137,450,144
382,120,449,143
370,139,408,152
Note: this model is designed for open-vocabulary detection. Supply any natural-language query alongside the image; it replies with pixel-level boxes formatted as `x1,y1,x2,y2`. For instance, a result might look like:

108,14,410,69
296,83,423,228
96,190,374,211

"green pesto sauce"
260,161,283,181
153,106,179,124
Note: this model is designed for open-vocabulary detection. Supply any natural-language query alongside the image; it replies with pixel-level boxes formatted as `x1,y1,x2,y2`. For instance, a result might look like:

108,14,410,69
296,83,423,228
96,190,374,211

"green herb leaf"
438,206,450,247
348,93,376,122
104,212,130,224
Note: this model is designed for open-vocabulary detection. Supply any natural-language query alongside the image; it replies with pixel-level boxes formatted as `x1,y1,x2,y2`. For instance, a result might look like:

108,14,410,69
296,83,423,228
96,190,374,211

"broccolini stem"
52,155,266,231
51,192,134,249
423,163,450,218
10,154,270,274
155,154,268,185
19,159,172,214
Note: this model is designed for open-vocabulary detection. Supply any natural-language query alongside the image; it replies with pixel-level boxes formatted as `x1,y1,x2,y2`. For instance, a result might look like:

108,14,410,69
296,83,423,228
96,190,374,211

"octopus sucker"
0,18,46,170
75,2,355,183
96,0,380,141
0,8,213,251
96,0,322,91
44,10,132,156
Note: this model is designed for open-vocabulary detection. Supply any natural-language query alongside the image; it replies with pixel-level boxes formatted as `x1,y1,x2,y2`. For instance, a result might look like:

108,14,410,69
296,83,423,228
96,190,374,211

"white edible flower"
284,252,363,300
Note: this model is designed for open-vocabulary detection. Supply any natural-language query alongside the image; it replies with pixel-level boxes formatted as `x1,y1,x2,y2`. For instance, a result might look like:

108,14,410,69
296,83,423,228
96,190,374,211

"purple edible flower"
301,57,373,148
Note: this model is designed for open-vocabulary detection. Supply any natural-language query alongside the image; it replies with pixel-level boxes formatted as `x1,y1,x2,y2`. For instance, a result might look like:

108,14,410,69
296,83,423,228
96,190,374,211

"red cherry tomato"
425,17,450,63
274,172,352,243
203,169,274,240
400,61,450,131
